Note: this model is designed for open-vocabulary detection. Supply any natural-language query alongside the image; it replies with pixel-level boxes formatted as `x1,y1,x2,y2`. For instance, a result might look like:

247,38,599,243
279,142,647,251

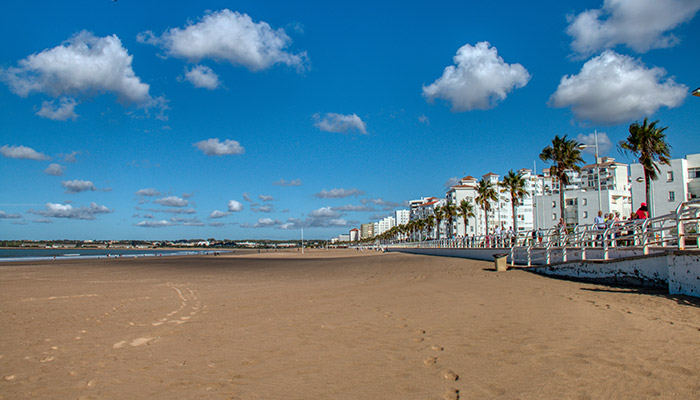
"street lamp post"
579,130,603,214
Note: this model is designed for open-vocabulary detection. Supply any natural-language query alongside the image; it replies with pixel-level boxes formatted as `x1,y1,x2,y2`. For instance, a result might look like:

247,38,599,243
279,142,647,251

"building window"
552,213,557,221
689,168,700,179
582,198,587,206
552,201,556,208
669,191,675,202
667,171,674,182
583,211,588,219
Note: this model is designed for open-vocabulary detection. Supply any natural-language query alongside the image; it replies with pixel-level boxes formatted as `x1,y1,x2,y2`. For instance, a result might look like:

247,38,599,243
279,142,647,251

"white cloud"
152,208,196,214
136,220,174,228
566,0,700,56
251,204,274,213
361,198,405,209
309,207,341,218
0,210,22,219
549,50,687,125
154,196,188,207
62,179,96,193
135,188,161,197
313,113,367,134
422,42,530,112
1,31,160,117
1,145,50,160
44,163,65,176
182,65,220,89
36,97,78,121
273,178,302,186
209,210,230,218
444,177,460,188
28,202,111,220
242,193,252,202
418,114,430,125
194,138,245,156
576,132,613,156
254,217,281,227
138,9,308,72
63,151,80,163
314,188,365,199
228,200,243,212
259,194,274,202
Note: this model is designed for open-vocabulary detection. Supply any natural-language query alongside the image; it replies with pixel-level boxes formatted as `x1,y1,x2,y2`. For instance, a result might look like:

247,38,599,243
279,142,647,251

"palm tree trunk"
645,171,652,218
559,187,566,227
511,198,517,233
483,208,489,237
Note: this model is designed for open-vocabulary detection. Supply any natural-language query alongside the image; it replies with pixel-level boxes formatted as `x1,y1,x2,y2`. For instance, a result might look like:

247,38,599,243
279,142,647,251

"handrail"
361,199,700,264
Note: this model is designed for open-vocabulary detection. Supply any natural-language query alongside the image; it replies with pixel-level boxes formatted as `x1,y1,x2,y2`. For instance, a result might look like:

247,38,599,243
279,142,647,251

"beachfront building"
446,176,479,236
360,223,374,239
395,209,410,226
349,228,360,242
533,158,632,228
409,197,439,221
630,153,700,217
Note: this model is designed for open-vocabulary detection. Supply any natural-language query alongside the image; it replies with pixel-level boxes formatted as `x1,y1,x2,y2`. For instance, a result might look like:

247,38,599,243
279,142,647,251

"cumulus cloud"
138,9,308,72
273,178,302,186
418,114,430,125
1,145,50,160
209,210,230,218
0,210,22,219
136,220,174,228
549,50,687,125
135,188,161,197
181,65,220,89
228,200,243,212
313,113,367,134
251,204,274,213
154,196,188,207
36,97,78,120
1,31,162,118
28,202,111,220
576,132,613,155
254,217,281,227
259,194,274,202
361,198,405,210
44,163,65,176
242,193,253,202
314,188,365,199
148,208,196,215
194,138,245,156
170,217,203,226
62,179,97,193
566,0,700,56
422,42,530,112
62,151,80,163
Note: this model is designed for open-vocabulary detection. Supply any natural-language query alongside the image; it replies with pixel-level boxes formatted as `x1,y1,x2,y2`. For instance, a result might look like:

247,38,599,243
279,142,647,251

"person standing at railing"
635,203,649,220
594,211,606,247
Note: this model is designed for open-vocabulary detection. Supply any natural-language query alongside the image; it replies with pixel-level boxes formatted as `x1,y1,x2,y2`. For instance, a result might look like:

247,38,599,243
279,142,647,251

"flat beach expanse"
1,250,699,399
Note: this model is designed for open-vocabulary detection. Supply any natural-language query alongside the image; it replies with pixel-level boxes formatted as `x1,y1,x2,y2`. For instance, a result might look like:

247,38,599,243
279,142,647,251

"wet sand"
1,249,699,399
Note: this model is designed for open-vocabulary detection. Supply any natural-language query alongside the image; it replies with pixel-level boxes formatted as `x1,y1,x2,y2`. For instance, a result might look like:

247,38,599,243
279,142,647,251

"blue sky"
1,0,699,240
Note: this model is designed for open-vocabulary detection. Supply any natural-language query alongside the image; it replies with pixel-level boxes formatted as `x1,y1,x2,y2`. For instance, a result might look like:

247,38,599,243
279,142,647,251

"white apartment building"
376,216,395,235
534,158,632,228
395,209,410,226
349,228,359,242
630,153,700,217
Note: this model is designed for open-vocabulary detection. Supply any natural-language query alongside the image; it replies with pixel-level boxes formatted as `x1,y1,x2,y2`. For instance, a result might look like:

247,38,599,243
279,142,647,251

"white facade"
630,153,700,217
395,209,410,226
533,189,632,229
349,228,360,242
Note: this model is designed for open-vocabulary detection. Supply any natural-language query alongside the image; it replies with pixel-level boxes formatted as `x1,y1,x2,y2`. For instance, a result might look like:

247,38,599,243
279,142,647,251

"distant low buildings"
631,153,700,217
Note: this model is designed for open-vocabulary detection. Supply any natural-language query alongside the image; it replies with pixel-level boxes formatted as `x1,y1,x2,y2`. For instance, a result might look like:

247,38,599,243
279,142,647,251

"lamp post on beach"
578,130,602,213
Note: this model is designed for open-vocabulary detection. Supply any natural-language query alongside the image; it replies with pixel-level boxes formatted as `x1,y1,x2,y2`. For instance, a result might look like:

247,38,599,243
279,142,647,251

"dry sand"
1,249,699,399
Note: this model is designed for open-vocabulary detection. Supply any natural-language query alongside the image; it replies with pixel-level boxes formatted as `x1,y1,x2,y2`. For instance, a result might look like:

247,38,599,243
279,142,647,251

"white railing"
370,199,700,265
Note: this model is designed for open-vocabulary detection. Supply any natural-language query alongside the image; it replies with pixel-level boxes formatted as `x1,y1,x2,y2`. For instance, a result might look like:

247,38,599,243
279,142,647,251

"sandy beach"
1,250,699,399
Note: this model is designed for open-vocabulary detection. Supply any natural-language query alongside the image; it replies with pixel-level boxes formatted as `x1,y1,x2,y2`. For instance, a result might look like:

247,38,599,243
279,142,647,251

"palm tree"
442,200,457,238
433,206,444,240
424,215,435,240
500,170,527,233
415,219,426,241
539,135,583,225
457,198,475,236
475,178,498,236
618,118,671,217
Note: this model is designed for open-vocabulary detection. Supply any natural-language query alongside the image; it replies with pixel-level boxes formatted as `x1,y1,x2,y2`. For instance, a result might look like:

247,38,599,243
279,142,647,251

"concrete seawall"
387,247,700,298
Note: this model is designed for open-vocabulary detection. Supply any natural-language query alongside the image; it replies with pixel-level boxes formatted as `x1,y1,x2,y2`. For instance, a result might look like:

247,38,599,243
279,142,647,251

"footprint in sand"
443,388,460,400
442,369,459,381
424,357,438,366
130,337,155,347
